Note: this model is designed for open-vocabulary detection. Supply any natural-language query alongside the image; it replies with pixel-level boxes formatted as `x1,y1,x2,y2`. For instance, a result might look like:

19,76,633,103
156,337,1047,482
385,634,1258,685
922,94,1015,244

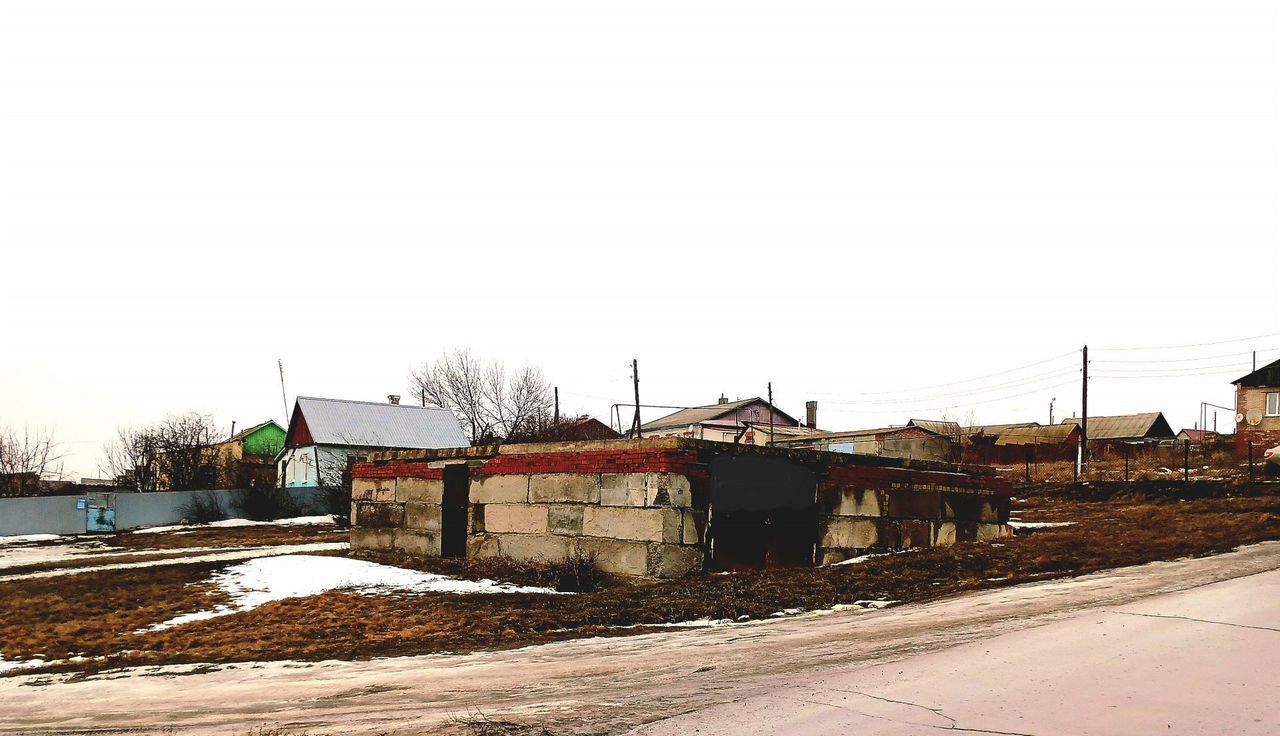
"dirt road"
3,542,1278,736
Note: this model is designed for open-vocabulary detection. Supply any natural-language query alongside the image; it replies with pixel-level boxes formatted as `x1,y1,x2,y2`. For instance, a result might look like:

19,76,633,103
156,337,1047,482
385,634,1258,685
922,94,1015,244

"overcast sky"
2,0,1277,479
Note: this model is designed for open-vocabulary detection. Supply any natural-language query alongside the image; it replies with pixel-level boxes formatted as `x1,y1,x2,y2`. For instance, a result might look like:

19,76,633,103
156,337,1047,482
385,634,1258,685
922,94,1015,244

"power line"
1095,332,1280,353
820,367,1080,406
815,349,1077,399
820,379,1079,415
1093,347,1279,365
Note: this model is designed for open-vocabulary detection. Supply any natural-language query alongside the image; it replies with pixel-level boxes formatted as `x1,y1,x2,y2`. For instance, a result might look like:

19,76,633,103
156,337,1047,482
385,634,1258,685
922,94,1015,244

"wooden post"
1184,439,1190,482
1124,444,1130,482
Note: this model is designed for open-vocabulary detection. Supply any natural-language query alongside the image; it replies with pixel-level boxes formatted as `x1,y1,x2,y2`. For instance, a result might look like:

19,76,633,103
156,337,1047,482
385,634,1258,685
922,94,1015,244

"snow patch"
830,549,916,566
1008,520,1076,529
0,655,46,674
130,515,336,535
147,554,565,630
0,534,63,546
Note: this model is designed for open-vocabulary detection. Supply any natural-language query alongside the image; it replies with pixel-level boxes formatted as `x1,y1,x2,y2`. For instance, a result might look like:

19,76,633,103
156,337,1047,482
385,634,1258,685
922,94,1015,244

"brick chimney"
388,394,401,405
718,394,729,405
805,400,818,429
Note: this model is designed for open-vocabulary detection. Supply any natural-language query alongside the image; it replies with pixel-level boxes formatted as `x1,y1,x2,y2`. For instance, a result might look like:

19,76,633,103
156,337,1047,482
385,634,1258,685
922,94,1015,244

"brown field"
2,482,1277,677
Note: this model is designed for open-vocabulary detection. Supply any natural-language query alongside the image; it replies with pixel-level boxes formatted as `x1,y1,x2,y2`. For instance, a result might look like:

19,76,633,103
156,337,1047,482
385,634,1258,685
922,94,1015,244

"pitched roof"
907,419,963,436
640,398,798,433
1176,428,1216,441
1061,412,1175,440
994,424,1079,446
1233,357,1280,387
964,422,1041,439
289,396,469,449
228,419,283,443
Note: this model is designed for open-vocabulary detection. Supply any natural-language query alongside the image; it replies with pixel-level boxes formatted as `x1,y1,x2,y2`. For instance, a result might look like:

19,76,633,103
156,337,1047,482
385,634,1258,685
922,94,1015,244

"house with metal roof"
1061,412,1175,443
277,396,469,488
639,396,802,444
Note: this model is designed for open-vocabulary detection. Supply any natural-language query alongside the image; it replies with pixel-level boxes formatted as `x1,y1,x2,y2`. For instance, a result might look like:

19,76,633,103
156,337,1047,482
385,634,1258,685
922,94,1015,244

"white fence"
0,488,328,537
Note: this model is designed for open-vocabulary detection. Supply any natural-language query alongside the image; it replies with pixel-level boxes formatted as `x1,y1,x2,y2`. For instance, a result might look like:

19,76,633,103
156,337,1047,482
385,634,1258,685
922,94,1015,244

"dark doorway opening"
441,464,470,558
709,454,817,570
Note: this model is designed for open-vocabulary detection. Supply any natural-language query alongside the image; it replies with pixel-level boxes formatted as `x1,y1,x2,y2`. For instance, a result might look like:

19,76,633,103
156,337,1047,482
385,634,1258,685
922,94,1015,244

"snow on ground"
0,534,63,546
130,515,336,535
148,554,566,631
829,549,915,566
0,542,350,582
1008,520,1076,529
0,657,45,675
0,542,235,572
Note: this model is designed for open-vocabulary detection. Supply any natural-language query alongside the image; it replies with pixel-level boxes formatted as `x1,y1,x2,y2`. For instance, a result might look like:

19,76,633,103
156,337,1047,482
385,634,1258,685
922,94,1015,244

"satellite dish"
1236,413,1246,424
1246,408,1264,426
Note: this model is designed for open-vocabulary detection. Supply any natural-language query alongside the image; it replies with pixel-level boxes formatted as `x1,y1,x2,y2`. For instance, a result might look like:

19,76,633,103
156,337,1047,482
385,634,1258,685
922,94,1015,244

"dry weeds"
2,482,1277,677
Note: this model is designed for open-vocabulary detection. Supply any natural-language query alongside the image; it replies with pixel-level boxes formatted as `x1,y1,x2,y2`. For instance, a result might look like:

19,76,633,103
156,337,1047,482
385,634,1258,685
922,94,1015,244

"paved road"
2,543,1278,736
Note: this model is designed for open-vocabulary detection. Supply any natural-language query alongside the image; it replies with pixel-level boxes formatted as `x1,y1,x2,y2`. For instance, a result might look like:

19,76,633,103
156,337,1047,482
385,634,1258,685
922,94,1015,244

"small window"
1267,392,1280,417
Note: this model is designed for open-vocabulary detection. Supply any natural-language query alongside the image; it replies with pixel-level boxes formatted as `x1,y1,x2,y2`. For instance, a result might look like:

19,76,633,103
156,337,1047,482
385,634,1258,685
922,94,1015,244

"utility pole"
277,359,290,425
631,360,642,438
1080,345,1089,481
1049,397,1055,425
554,387,560,425
767,381,775,446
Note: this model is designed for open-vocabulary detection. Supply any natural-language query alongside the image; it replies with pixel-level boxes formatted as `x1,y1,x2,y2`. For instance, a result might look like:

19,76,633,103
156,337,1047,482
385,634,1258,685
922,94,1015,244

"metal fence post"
1248,441,1254,479
1025,446,1032,484
1183,440,1190,482
1124,444,1130,482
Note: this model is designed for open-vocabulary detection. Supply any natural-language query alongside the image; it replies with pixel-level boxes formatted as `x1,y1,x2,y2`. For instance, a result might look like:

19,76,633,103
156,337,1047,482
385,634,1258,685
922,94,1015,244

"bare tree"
0,425,66,497
409,349,555,442
154,412,225,491
101,425,162,492
101,413,226,491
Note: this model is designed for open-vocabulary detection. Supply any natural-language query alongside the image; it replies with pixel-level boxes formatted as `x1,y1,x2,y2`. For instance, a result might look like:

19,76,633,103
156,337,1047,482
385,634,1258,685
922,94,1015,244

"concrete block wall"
350,438,1013,577
816,464,1013,565
351,441,709,578
350,463,446,559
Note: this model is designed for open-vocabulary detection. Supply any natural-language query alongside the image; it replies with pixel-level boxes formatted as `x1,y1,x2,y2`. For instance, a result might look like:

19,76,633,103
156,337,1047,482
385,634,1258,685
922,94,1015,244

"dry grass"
3,482,1277,677
109,523,348,551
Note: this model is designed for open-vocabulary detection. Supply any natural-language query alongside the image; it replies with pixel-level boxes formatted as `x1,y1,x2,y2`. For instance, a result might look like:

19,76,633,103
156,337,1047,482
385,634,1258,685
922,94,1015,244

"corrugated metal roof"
963,422,1040,438
994,424,1079,446
907,419,963,436
295,396,469,449
641,398,785,432
1061,412,1174,440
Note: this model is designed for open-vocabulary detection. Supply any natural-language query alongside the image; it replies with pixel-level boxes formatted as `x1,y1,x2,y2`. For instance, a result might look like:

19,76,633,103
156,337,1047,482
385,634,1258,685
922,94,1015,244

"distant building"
1232,358,1280,449
1175,428,1218,443
277,396,470,489
214,420,286,489
506,416,622,443
639,396,802,444
773,420,955,462
1061,412,1175,445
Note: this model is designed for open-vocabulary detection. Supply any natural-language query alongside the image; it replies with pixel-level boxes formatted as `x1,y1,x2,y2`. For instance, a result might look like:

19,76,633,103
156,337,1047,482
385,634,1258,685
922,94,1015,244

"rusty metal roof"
907,419,963,436
963,422,1040,438
1061,412,1174,440
994,424,1079,446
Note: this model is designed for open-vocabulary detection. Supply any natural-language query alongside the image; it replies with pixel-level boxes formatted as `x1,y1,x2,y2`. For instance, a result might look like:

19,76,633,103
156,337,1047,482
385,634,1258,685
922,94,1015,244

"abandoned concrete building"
350,438,1013,579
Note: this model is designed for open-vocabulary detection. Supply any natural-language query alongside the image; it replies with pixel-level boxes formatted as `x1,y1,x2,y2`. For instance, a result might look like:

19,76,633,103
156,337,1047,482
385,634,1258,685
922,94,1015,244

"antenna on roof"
277,359,289,425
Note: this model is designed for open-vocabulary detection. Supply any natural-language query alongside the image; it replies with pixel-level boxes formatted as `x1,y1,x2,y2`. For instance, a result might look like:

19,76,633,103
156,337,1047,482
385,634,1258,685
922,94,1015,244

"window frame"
1266,392,1280,417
